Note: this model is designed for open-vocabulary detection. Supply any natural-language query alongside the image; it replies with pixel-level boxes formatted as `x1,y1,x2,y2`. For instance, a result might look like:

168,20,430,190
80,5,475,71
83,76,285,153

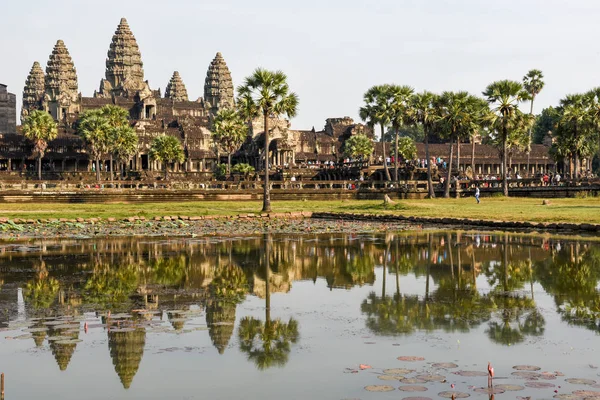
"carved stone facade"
204,52,234,114
21,62,45,122
43,40,80,122
165,71,188,102
0,84,16,135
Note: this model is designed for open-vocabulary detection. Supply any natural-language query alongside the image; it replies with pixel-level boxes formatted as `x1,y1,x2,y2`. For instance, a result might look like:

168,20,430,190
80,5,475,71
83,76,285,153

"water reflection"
1,232,600,393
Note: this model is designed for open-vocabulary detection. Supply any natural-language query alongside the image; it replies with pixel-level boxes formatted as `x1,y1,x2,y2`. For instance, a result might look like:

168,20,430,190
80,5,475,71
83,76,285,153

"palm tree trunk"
38,155,42,181
262,111,271,212
95,158,101,182
394,127,399,183
574,149,579,180
444,139,454,198
425,129,435,198
382,245,387,298
527,96,535,176
502,133,509,196
227,153,232,175
109,154,114,181
381,124,390,181
265,235,271,323
165,161,169,180
426,233,431,302
471,136,476,172
456,139,461,175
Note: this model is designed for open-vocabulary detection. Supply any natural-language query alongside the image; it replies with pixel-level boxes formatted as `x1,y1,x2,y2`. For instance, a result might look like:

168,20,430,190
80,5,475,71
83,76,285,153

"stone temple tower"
204,52,234,114
21,61,45,122
165,71,188,102
97,18,145,98
44,40,79,121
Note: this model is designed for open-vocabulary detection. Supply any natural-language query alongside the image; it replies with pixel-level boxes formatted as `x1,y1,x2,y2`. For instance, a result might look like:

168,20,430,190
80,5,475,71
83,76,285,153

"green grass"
0,197,599,224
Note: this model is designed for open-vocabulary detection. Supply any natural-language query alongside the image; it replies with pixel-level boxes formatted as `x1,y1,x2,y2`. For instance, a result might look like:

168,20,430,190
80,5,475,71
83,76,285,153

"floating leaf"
400,378,427,384
473,387,506,394
398,386,428,392
514,365,542,371
438,391,470,398
495,384,525,391
566,379,597,386
398,356,425,362
415,374,446,382
385,368,415,375
378,375,404,381
525,381,555,388
364,385,395,392
512,371,542,379
433,363,459,369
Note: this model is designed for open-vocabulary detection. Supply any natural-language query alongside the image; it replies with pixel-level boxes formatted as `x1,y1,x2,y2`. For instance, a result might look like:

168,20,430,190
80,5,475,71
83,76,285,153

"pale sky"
1,0,600,130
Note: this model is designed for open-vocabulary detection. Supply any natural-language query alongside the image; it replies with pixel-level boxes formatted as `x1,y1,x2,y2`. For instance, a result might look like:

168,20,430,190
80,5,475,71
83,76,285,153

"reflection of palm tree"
237,235,299,370
83,264,139,310
108,327,146,389
24,277,59,310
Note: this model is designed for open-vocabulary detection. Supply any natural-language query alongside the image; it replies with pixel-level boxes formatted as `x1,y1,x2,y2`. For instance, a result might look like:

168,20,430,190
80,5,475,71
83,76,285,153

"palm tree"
212,109,247,174
100,105,130,180
237,69,299,212
110,125,138,179
483,80,531,196
21,110,58,180
388,85,415,183
523,70,545,175
148,134,185,180
360,85,392,181
436,92,483,198
410,92,438,198
77,110,110,181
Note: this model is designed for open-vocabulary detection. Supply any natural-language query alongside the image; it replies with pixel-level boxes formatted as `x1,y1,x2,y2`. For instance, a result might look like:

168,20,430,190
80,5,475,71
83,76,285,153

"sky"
1,0,600,130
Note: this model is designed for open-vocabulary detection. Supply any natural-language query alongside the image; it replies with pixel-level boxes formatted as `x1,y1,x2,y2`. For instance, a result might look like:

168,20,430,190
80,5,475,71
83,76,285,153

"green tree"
237,69,299,212
388,85,415,182
77,110,110,181
109,125,138,179
556,94,591,179
232,163,255,180
409,92,439,198
523,70,545,173
343,133,374,161
532,107,559,144
393,136,417,162
212,109,247,173
21,110,58,180
436,91,483,198
360,85,392,181
483,80,532,196
100,105,131,180
148,135,185,180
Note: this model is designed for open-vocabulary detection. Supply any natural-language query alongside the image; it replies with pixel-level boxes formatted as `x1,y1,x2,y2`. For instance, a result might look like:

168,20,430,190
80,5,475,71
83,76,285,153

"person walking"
475,186,480,204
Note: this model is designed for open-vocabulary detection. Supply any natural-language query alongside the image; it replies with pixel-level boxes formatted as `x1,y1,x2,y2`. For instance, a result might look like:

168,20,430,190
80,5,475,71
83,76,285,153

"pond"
0,231,600,399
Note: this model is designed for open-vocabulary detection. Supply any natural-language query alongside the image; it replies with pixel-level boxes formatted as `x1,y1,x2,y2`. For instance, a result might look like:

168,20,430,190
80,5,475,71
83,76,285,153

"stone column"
7,159,11,171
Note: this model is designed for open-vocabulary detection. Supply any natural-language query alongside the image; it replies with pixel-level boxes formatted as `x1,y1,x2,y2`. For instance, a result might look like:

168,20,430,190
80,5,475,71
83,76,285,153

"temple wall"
0,84,17,134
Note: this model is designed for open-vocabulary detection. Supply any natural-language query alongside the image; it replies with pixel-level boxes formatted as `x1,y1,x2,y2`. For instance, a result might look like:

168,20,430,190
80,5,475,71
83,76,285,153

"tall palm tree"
77,110,110,181
556,94,590,180
523,70,545,175
436,92,482,198
410,92,439,198
212,109,247,174
100,105,130,180
483,80,531,196
148,134,185,180
110,125,138,179
388,85,415,183
21,110,58,180
237,69,299,212
360,85,392,181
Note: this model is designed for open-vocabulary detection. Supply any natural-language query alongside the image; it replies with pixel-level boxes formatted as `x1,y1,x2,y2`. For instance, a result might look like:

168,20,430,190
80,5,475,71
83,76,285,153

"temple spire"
204,52,234,114
99,17,145,97
21,61,45,122
44,40,79,120
165,71,189,102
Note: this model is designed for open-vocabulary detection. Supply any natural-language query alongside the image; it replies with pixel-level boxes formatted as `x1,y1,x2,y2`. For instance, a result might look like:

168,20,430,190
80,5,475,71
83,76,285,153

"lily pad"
24,327,48,333
415,374,446,382
495,384,525,391
454,370,488,377
364,385,395,392
553,394,585,399
572,390,600,397
512,371,542,379
438,391,470,398
433,363,459,369
385,368,415,375
525,381,555,388
398,356,426,362
400,378,427,384
566,379,597,386
378,375,404,381
514,365,542,371
473,387,506,394
54,339,82,345
47,335,72,341
398,386,428,392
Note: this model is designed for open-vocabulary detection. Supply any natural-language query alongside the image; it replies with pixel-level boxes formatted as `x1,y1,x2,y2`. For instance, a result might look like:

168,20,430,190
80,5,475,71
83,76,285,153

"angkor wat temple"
0,18,373,177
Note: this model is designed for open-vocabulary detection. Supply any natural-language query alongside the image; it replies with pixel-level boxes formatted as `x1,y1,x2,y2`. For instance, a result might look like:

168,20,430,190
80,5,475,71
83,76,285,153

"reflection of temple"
206,300,237,354
108,326,146,389
48,321,80,371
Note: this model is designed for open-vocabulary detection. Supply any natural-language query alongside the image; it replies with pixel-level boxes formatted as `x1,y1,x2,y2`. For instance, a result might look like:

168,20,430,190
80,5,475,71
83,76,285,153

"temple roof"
22,61,45,119
44,40,78,100
165,71,189,102
204,52,234,112
104,18,145,94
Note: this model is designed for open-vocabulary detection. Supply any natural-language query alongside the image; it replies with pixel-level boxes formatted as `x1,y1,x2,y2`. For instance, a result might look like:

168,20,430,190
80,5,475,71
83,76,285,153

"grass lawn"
0,197,599,224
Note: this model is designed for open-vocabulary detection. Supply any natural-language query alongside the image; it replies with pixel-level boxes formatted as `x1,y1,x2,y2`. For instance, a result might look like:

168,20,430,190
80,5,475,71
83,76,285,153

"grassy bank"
0,197,599,224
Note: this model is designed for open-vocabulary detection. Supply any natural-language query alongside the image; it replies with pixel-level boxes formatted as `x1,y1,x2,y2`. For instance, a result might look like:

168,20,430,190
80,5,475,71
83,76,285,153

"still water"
1,232,600,399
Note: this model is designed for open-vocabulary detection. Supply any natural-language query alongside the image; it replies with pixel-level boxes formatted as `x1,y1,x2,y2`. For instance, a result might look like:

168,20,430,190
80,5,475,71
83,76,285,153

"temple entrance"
145,105,155,119
141,155,149,170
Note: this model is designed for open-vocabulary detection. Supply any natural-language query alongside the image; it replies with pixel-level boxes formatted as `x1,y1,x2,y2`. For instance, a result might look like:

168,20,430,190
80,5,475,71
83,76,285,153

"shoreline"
1,211,600,240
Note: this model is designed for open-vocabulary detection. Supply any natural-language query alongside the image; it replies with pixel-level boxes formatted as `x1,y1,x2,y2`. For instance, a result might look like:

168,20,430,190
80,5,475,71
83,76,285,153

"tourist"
555,173,561,185
475,186,480,204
